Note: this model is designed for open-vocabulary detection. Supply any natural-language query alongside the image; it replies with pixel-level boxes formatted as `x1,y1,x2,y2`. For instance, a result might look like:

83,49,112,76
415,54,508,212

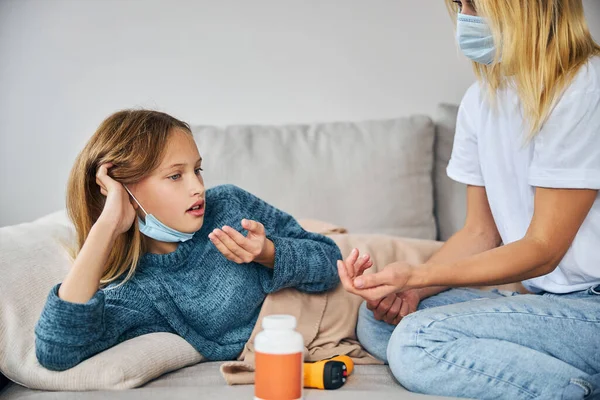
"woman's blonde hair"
66,109,192,286
446,0,600,135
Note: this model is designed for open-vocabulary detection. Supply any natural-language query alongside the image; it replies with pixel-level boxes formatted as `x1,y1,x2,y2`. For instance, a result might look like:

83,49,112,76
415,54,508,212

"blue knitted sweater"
35,185,341,371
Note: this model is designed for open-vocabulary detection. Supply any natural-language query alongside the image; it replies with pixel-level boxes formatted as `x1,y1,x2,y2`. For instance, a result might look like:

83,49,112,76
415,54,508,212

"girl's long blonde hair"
446,0,600,135
66,109,192,286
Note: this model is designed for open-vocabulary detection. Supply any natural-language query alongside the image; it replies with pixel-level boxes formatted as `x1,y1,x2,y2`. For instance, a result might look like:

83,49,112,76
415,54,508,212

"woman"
338,1,600,398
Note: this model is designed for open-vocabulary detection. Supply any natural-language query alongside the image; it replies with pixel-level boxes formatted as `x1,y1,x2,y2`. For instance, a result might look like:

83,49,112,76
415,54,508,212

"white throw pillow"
0,211,204,391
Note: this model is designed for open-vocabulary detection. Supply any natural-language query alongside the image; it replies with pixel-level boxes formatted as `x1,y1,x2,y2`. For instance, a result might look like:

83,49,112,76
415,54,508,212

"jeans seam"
415,329,538,399
425,311,600,327
570,378,592,396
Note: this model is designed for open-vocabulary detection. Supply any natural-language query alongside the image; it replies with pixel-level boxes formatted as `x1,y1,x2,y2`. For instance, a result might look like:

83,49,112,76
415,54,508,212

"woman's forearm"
415,227,502,299
412,236,552,289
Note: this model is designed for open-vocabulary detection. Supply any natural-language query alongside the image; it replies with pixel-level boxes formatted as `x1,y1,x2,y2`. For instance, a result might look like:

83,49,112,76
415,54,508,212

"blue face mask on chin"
123,186,195,243
456,13,498,65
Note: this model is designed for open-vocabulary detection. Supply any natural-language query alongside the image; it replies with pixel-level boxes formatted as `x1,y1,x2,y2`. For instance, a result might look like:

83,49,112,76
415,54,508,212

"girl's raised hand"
209,219,269,264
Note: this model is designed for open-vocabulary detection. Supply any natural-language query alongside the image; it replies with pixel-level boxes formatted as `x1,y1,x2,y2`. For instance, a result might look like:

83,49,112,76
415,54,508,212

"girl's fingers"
211,229,254,263
96,163,113,179
209,233,243,263
222,226,259,254
242,219,265,234
96,163,120,192
96,177,107,191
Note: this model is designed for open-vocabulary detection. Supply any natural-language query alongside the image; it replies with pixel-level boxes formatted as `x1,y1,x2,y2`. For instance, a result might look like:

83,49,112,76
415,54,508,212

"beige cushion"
193,116,437,239
0,211,204,391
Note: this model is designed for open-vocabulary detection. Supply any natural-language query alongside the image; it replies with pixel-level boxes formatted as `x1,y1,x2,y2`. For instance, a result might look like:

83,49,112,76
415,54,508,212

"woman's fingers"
337,260,356,292
353,253,371,277
399,298,410,318
338,259,399,303
366,297,382,311
356,259,373,277
341,249,357,279
360,285,399,303
373,294,394,320
354,268,390,289
384,296,403,325
354,262,412,291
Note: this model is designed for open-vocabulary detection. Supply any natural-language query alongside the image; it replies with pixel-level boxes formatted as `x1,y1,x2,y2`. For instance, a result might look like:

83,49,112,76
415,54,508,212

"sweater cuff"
258,236,301,293
35,284,105,346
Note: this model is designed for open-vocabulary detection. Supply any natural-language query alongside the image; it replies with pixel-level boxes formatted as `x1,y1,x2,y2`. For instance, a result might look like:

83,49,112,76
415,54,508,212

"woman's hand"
337,259,415,303
209,219,275,266
95,163,137,236
367,289,421,325
340,248,374,280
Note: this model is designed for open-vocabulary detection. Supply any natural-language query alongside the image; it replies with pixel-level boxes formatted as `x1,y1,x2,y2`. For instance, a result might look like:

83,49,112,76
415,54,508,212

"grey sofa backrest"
192,104,463,241
434,103,465,241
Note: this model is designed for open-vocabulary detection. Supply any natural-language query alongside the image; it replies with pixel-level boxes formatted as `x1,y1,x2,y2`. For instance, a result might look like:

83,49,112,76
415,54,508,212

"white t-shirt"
447,56,600,294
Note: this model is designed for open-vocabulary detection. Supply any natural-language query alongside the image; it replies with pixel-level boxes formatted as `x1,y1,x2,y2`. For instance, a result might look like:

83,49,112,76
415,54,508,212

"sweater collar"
141,235,197,267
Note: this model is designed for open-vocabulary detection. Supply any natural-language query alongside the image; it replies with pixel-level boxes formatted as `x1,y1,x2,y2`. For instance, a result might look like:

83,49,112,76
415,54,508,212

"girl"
34,109,364,371
339,0,600,398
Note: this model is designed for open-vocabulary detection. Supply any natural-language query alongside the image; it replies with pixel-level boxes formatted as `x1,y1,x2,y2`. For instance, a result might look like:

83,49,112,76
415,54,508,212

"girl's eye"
168,174,181,181
195,167,203,175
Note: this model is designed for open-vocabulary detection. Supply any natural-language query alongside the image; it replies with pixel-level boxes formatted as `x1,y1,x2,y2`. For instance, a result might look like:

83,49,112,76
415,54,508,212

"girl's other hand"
95,163,136,236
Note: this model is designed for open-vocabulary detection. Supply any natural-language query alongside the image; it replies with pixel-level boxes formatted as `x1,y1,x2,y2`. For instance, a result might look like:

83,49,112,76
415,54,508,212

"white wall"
1,0,599,226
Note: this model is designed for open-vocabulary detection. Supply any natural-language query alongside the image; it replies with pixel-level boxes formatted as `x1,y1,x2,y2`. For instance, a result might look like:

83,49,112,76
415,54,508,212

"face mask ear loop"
123,185,148,216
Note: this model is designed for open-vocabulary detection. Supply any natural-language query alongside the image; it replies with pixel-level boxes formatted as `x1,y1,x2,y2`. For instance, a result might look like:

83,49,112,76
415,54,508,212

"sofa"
0,103,469,399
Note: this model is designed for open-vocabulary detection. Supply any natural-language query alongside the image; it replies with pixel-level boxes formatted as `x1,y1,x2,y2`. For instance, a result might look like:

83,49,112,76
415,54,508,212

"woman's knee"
356,302,375,342
356,301,394,363
356,301,373,337
387,312,440,392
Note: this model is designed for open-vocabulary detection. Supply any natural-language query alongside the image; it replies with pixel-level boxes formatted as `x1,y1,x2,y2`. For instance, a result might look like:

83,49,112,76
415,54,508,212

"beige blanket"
220,226,448,385
220,222,528,385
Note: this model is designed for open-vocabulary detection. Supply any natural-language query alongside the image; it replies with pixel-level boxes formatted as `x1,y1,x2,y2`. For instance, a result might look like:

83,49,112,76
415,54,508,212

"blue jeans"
357,286,600,399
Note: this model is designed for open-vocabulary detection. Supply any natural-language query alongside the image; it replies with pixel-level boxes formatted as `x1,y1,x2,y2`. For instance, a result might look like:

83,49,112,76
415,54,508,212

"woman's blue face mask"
456,13,498,65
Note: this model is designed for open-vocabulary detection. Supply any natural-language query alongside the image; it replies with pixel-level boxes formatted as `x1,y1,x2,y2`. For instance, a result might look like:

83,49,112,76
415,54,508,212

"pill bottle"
254,315,304,400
